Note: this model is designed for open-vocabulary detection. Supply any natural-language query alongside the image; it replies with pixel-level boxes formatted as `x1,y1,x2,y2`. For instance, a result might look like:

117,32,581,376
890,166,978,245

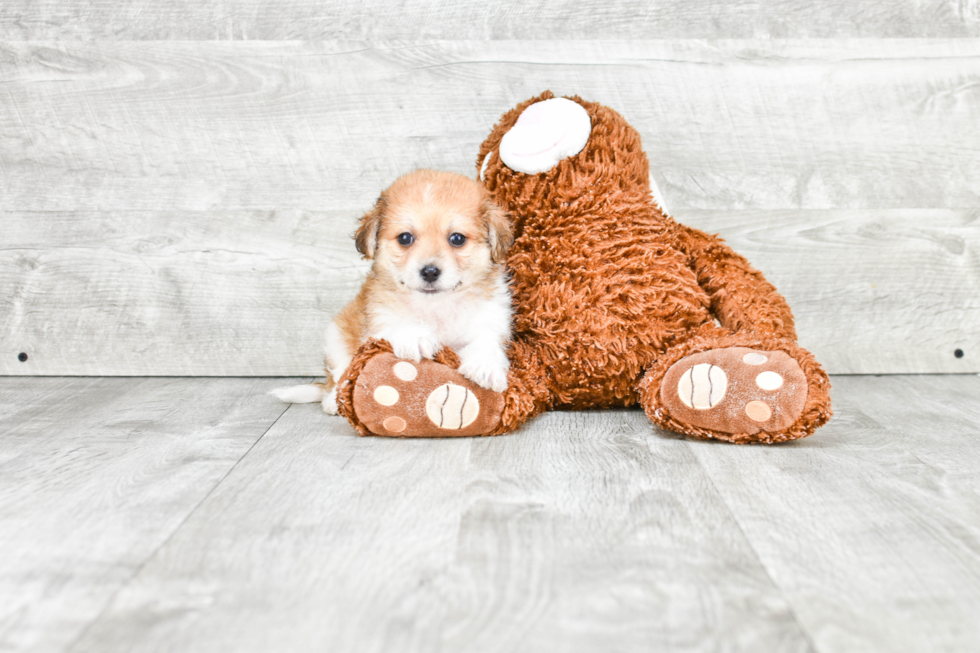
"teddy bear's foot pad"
661,347,807,435
351,353,505,437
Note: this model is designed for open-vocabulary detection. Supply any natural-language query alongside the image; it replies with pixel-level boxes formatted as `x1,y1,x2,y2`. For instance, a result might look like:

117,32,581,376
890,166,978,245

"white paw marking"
373,385,399,406
745,400,772,422
677,363,728,410
756,371,784,390
393,361,418,381
321,389,338,415
383,416,407,433
458,359,509,393
743,352,768,365
425,383,479,430
389,333,440,363
458,342,509,392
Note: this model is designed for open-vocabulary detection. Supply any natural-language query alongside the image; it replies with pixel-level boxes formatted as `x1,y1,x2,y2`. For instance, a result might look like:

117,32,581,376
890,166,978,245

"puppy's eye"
448,233,467,247
397,232,414,247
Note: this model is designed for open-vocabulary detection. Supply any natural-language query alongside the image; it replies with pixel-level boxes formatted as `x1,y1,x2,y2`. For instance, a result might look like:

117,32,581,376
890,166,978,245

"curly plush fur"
339,91,832,443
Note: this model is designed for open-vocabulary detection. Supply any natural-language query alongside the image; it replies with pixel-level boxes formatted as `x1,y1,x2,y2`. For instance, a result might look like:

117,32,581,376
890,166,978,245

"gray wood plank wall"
3,1,980,39
1,11,978,375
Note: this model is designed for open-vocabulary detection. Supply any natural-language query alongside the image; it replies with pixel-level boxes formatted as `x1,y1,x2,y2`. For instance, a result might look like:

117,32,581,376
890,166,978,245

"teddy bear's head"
476,91,652,227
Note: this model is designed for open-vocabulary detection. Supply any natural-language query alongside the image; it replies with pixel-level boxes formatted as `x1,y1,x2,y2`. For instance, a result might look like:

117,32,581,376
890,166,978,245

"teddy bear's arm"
671,222,798,341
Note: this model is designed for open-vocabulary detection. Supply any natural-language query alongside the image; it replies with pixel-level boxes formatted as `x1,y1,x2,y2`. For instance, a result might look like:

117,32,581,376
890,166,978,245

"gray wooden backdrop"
1,3,978,376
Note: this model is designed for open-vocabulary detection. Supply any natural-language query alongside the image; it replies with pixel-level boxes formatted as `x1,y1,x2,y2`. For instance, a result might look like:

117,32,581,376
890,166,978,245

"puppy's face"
355,170,512,295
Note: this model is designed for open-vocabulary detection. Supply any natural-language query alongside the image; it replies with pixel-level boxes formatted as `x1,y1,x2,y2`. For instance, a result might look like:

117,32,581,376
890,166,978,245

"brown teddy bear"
337,91,832,444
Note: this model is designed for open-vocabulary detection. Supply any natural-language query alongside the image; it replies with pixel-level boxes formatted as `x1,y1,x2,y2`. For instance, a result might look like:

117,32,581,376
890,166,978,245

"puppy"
272,169,514,414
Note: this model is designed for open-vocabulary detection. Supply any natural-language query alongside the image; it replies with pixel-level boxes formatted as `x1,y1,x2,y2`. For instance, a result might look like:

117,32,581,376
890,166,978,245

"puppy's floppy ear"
354,193,387,259
481,196,514,263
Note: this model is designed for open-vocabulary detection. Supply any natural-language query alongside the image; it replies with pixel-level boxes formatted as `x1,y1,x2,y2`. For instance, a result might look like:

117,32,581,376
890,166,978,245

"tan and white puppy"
272,169,513,414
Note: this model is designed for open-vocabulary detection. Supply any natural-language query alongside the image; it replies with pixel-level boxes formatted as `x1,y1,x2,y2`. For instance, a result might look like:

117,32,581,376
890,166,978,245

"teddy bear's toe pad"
661,347,807,435
351,353,504,437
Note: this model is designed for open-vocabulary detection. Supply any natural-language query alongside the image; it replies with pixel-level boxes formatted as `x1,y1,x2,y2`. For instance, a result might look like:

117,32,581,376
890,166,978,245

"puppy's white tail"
269,383,327,404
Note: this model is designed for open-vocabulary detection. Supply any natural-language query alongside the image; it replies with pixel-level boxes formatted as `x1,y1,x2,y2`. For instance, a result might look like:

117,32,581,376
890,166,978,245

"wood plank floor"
1,375,978,652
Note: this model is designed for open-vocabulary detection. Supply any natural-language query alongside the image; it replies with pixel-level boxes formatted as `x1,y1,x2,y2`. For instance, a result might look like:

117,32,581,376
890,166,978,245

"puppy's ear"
354,193,387,259
481,197,514,263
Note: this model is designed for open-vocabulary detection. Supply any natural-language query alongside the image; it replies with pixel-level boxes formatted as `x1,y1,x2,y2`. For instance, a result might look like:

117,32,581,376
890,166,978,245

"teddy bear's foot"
659,347,809,438
345,351,505,437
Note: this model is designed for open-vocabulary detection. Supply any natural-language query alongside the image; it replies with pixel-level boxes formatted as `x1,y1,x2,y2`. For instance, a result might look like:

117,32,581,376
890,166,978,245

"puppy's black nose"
420,265,441,283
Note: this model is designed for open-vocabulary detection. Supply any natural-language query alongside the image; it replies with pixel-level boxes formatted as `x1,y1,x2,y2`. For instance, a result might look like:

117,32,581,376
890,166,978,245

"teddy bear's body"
338,92,832,444
498,136,723,411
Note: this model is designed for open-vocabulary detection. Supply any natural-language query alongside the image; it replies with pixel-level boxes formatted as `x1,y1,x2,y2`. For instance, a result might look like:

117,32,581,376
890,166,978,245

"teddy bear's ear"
481,197,513,263
499,97,591,174
354,193,387,260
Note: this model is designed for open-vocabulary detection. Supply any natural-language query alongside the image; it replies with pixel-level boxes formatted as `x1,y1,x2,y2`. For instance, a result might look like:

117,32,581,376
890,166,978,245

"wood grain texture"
69,390,478,653
2,40,979,213
690,374,980,652
680,209,980,375
67,406,813,653
0,210,370,376
0,376,305,653
2,0,980,40
2,208,975,376
3,376,979,651
2,38,978,376
440,411,810,652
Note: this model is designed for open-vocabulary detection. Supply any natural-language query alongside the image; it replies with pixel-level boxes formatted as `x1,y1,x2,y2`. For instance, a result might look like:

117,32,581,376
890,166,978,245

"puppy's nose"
420,265,441,283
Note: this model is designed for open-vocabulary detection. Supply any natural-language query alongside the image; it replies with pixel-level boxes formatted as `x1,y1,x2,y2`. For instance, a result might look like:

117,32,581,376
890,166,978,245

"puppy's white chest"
408,295,473,341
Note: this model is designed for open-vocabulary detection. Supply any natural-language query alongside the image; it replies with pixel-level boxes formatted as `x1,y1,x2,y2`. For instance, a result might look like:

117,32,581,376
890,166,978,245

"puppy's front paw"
389,333,441,362
321,388,339,415
416,335,440,360
458,345,509,393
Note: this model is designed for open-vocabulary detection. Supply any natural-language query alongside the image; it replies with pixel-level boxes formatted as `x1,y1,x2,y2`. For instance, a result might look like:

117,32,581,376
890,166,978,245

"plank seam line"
687,441,820,653
62,384,302,652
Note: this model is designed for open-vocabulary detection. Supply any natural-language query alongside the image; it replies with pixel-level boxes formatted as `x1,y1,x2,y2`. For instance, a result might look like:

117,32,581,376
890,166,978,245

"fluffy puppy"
273,169,514,414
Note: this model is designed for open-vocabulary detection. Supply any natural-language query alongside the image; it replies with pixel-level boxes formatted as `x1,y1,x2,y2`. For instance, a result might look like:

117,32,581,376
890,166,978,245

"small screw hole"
954,349,964,359
18,352,28,362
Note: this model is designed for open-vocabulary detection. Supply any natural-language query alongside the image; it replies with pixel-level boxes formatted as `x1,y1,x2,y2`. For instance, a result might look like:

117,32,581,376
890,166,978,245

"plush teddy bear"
337,91,832,444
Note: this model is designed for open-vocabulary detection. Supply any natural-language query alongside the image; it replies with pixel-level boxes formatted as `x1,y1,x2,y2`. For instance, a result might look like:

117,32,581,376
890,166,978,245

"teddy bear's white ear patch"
649,173,670,215
499,98,591,175
480,151,493,182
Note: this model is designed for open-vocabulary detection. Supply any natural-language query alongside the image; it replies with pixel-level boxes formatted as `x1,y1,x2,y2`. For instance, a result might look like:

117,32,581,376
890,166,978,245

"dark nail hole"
18,352,28,362
954,349,964,359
